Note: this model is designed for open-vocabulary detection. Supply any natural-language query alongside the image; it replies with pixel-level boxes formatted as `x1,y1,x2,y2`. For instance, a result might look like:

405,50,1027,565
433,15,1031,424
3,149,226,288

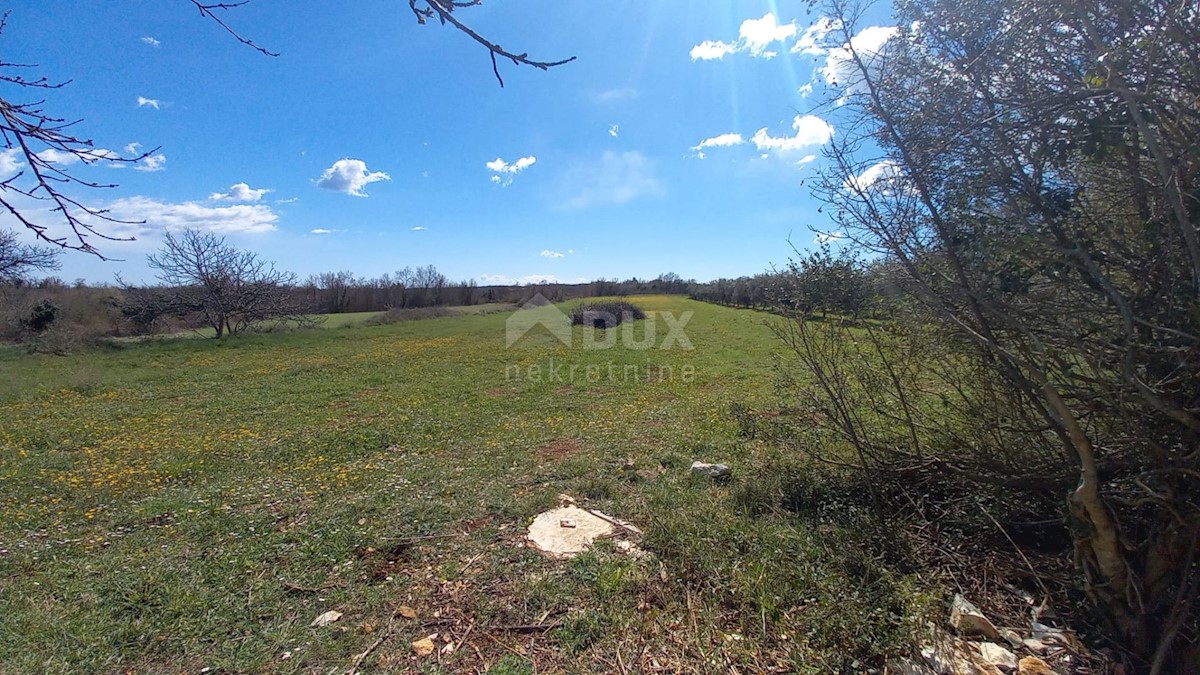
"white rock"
977,642,1017,671
1023,637,1049,653
921,640,1002,675
950,594,1001,640
1031,622,1069,645
690,461,732,479
526,504,641,559
615,540,648,559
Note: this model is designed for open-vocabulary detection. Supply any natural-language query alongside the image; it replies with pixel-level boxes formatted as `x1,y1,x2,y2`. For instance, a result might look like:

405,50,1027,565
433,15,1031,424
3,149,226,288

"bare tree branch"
188,0,279,57
409,0,576,87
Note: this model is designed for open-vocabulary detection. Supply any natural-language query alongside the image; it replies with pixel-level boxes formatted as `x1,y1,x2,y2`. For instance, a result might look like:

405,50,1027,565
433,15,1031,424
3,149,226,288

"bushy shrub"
20,298,58,333
1,284,126,349
569,300,645,329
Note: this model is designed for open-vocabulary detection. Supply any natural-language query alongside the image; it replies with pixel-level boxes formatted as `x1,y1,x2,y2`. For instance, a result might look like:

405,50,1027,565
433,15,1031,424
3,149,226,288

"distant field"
0,296,932,673
109,304,517,342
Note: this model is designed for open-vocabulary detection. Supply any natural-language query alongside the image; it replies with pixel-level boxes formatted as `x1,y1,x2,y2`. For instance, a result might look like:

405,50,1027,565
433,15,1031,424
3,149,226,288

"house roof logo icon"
505,293,572,347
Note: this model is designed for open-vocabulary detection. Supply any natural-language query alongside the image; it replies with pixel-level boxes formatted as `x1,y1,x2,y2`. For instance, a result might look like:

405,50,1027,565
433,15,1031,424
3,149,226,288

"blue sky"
0,1,893,285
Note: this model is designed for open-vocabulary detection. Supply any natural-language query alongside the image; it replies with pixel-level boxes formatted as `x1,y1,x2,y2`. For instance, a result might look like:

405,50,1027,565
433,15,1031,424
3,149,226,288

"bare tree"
308,270,358,314
0,2,571,256
0,228,59,282
129,229,310,337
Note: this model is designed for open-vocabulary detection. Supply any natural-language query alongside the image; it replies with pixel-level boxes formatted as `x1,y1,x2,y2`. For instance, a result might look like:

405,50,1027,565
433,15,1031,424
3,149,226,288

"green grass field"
0,296,934,673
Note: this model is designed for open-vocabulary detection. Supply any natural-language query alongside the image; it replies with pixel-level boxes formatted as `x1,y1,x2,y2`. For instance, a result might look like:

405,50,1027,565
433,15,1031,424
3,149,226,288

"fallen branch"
497,622,562,633
348,619,395,675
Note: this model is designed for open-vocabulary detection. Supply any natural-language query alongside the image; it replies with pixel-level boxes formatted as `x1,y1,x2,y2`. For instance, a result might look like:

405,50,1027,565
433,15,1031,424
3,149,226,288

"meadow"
0,296,934,673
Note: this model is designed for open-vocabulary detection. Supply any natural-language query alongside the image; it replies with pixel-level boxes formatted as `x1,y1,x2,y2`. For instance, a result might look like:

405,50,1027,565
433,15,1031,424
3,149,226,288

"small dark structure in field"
570,301,646,329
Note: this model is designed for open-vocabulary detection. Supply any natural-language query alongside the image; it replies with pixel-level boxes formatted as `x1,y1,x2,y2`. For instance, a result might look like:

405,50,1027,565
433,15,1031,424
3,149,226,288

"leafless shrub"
365,306,454,325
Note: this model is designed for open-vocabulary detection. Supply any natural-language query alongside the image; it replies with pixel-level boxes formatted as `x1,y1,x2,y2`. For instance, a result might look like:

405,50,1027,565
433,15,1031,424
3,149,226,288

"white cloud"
478,273,562,286
695,133,745,148
561,151,663,209
36,148,81,166
276,197,299,204
751,115,834,154
540,249,566,258
136,96,162,110
135,153,167,172
822,25,897,88
0,148,23,177
798,83,814,97
316,158,390,197
608,124,619,138
141,36,160,47
209,182,271,203
486,155,537,185
791,17,842,56
814,230,846,245
123,142,142,155
310,228,335,235
739,13,797,57
691,133,745,159
845,160,901,192
100,196,279,236
797,154,818,166
411,226,427,231
690,40,738,61
690,13,796,61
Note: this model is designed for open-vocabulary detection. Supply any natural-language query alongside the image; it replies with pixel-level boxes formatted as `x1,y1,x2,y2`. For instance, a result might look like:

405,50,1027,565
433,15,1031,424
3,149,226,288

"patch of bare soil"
536,438,582,462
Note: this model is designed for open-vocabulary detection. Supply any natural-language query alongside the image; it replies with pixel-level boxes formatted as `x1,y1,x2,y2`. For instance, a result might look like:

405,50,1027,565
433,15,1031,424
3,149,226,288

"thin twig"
410,0,575,87
460,551,486,576
399,532,464,542
348,626,393,675
189,0,279,56
497,622,562,633
282,580,346,594
484,632,527,658
349,613,398,675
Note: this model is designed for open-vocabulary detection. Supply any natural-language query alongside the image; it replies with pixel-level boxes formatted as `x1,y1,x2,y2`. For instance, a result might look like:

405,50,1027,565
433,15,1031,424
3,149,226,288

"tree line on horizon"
0,227,721,344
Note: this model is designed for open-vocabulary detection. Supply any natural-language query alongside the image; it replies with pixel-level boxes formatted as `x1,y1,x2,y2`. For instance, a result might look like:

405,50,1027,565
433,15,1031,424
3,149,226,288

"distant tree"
409,265,448,306
0,228,60,283
782,245,872,318
309,270,358,314
127,228,310,337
